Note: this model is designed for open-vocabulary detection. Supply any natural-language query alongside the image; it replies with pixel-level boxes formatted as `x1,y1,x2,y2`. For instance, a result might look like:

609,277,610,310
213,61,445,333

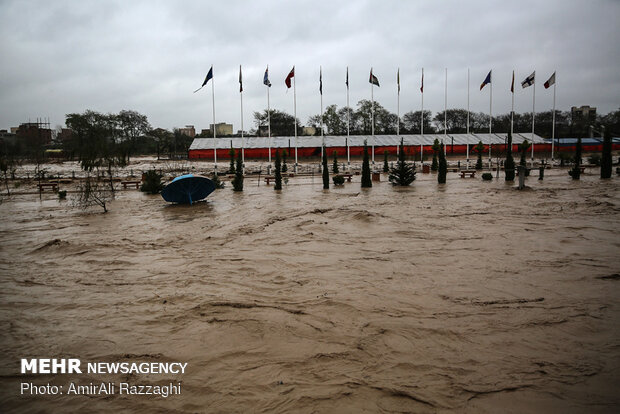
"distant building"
0,130,17,145
16,122,53,145
210,123,233,136
571,105,596,122
178,125,195,138
57,128,73,142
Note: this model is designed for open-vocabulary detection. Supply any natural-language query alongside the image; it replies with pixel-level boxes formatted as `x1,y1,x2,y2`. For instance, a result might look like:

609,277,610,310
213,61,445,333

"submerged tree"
438,143,447,184
74,174,112,213
389,138,416,186
361,140,372,188
601,129,612,179
431,138,440,171
333,150,339,174
322,146,329,189
474,141,484,170
505,131,515,181
140,169,164,194
232,147,244,191
274,149,282,190
569,137,582,180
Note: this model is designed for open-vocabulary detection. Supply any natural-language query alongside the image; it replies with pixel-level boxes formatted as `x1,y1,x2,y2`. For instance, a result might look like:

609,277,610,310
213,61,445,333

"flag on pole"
193,65,213,93
369,69,380,86
480,70,491,90
544,72,556,89
263,67,271,87
319,67,323,94
239,65,243,92
521,72,535,88
511,70,515,93
285,66,295,88
397,68,400,93
346,67,349,89
420,71,424,93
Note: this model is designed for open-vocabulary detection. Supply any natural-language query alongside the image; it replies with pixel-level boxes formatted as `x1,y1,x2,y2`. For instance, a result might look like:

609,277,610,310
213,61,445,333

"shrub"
333,151,339,174
438,143,447,184
588,154,601,166
431,139,440,171
140,169,164,194
389,138,416,186
383,150,389,173
211,172,225,189
361,141,372,188
58,190,67,199
232,148,244,191
274,150,282,190
322,146,329,189
482,173,493,181
505,132,515,181
333,175,345,185
475,141,484,170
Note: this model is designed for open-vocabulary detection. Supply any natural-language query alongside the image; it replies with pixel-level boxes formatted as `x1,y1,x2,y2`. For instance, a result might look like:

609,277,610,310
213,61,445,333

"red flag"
420,72,424,93
510,70,514,93
285,66,295,88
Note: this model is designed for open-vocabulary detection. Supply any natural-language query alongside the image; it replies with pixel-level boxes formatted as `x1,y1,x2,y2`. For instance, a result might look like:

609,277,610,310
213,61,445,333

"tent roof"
189,133,547,151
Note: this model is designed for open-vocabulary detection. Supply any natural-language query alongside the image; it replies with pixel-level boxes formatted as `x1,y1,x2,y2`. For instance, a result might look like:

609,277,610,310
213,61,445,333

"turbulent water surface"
1,167,619,413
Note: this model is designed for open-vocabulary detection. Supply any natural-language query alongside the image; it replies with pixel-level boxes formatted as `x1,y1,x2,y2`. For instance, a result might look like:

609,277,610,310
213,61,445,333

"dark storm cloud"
0,0,618,132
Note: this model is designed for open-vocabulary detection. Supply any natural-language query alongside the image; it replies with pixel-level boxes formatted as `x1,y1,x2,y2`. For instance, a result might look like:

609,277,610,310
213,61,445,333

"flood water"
1,166,619,413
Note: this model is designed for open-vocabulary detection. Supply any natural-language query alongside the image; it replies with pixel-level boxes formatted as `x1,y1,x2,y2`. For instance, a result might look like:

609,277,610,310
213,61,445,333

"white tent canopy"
189,133,545,151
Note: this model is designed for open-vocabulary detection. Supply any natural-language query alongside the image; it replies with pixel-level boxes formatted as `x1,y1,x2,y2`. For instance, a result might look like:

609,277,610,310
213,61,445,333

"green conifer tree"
232,147,244,191
431,139,440,171
519,139,530,167
389,138,416,186
333,150,339,174
274,149,282,190
383,150,389,173
601,128,612,179
475,141,484,170
361,140,372,188
322,146,329,189
570,136,582,180
228,143,235,174
438,143,447,184
282,149,288,173
505,131,515,181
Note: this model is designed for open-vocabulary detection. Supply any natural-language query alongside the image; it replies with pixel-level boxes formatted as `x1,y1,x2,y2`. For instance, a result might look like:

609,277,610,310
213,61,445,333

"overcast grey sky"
1,0,619,132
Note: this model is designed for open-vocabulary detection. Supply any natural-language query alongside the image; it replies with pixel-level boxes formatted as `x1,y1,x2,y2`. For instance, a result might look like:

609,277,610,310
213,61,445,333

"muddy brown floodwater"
1,167,619,413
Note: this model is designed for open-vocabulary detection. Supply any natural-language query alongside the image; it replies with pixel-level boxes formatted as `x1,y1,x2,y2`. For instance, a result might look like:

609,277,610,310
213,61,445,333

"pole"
489,69,492,165
511,72,515,136
444,67,447,156
551,73,556,161
531,71,536,164
397,68,400,138
294,67,298,172
371,68,375,166
320,66,324,164
267,79,271,166
347,66,350,170
421,67,424,163
212,66,217,171
240,66,244,171
467,68,470,169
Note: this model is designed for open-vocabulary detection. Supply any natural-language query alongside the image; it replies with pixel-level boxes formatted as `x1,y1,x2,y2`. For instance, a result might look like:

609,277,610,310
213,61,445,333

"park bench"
121,180,141,189
263,176,276,185
38,182,58,192
459,170,476,178
341,173,353,182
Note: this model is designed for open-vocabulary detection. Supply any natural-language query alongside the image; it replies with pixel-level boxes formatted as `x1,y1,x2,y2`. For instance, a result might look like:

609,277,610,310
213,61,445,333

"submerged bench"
341,173,353,182
38,182,58,192
121,180,141,189
263,176,276,185
459,170,476,178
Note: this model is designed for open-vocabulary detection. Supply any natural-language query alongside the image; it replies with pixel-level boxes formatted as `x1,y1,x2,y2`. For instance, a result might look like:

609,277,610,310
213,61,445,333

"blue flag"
480,70,491,90
264,67,271,87
194,66,213,93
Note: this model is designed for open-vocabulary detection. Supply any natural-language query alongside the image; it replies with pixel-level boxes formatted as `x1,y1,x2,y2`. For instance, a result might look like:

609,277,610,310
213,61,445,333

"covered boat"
161,174,216,204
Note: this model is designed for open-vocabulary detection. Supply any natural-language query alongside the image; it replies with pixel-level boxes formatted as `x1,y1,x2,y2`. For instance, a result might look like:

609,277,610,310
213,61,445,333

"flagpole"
467,68,470,169
489,69,492,165
320,66,324,163
212,65,217,171
531,71,535,164
346,66,350,170
444,67,447,156
267,75,271,166
371,68,375,166
421,67,424,163
294,67,298,172
397,68,400,138
551,72,556,161
511,71,515,136
240,66,244,171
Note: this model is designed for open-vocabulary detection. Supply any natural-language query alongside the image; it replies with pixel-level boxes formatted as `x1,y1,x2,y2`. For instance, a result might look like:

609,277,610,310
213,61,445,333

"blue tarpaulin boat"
161,174,216,204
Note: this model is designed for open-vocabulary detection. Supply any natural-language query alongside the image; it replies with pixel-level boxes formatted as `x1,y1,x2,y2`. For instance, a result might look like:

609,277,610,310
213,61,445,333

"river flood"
1,164,619,413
